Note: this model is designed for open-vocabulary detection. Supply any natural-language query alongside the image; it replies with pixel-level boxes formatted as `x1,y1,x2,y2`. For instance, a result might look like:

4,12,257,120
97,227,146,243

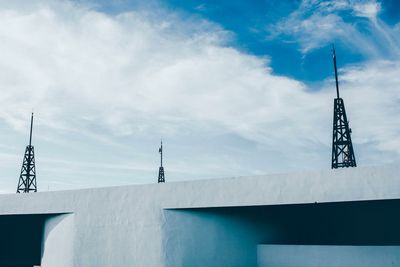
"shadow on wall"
0,213,73,267
163,199,400,267
0,214,46,267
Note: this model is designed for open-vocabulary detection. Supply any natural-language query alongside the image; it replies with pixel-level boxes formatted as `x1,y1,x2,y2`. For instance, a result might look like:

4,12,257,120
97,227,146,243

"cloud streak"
267,0,400,59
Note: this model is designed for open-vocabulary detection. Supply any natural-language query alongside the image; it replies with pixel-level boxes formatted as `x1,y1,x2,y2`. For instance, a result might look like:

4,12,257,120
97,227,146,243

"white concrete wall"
257,245,400,267
0,164,398,266
164,209,259,267
41,214,74,267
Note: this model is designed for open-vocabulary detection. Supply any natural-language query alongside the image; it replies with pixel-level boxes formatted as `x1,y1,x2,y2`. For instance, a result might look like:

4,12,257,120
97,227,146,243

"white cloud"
0,0,398,192
352,1,381,19
339,61,400,156
270,12,373,54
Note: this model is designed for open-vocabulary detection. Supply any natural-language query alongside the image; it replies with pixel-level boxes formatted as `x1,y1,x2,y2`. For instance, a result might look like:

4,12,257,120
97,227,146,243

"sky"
0,0,399,193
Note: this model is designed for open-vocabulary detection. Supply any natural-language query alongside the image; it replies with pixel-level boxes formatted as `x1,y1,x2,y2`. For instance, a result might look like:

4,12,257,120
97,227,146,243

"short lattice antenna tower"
17,113,37,193
157,140,165,183
331,46,357,169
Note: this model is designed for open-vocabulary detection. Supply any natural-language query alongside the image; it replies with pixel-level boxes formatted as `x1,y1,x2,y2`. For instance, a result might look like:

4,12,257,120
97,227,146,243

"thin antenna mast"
29,112,33,146
333,45,340,98
160,140,163,167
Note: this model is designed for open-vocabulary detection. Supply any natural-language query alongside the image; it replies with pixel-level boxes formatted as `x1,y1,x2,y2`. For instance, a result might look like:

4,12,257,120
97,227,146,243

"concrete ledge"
257,244,400,267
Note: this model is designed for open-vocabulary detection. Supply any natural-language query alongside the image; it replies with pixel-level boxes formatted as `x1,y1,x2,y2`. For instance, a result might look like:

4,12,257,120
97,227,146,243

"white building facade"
0,164,399,266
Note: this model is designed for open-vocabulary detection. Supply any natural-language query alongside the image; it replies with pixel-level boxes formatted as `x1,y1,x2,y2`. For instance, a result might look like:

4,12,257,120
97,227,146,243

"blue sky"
0,0,399,193
78,0,400,81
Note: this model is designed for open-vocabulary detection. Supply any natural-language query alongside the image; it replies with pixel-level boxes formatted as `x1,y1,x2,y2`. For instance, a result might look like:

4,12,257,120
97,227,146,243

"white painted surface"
41,214,74,267
164,209,259,267
0,164,398,266
257,245,400,267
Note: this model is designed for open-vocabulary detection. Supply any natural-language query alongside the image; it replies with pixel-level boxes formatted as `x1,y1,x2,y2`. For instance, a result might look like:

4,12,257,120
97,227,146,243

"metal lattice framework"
17,113,37,193
331,47,357,169
158,140,165,183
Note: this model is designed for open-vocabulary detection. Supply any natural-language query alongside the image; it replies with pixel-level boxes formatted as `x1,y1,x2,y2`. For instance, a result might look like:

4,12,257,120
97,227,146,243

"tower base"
331,98,356,169
17,145,37,193
158,166,165,183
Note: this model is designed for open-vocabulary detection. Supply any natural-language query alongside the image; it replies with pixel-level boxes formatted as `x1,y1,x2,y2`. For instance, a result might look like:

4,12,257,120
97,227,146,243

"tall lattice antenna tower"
331,46,357,169
17,113,37,193
157,140,165,183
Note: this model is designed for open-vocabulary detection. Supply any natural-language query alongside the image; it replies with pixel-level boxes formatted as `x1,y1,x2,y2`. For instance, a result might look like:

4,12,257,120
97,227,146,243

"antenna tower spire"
17,113,37,193
157,140,165,183
331,47,357,169
333,45,340,98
